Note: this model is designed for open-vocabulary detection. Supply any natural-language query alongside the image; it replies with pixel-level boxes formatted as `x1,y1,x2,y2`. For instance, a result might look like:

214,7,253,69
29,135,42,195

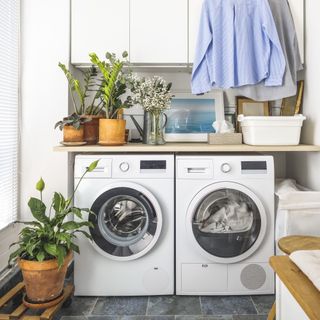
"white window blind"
0,0,19,230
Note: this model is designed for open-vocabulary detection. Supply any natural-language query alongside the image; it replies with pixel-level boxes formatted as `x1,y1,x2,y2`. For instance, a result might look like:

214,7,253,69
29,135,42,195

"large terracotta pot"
82,115,103,145
18,251,73,304
63,125,84,143
99,119,126,146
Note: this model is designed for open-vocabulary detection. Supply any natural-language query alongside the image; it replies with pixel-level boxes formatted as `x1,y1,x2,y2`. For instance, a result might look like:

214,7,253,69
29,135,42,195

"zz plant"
9,160,99,268
89,51,133,119
59,63,104,116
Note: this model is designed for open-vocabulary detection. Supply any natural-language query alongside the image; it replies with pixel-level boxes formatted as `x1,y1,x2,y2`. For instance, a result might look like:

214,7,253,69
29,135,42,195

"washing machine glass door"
187,182,267,263
89,185,162,261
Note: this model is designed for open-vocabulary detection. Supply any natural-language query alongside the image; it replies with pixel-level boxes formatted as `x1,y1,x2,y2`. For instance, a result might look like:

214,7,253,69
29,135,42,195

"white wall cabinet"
130,0,188,64
71,0,130,65
71,0,304,66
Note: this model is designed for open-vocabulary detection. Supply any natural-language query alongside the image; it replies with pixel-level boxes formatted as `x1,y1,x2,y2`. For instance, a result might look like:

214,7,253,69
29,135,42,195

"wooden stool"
278,235,320,255
268,235,320,320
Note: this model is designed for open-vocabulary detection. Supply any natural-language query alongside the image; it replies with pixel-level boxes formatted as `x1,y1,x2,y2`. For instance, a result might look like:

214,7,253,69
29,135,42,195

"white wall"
287,0,320,190
20,0,69,220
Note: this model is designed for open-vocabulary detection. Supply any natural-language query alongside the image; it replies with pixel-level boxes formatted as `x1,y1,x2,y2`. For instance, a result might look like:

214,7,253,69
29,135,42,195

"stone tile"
176,316,233,320
121,316,174,320
92,297,148,316
147,296,201,316
57,297,97,317
233,315,267,320
251,295,275,314
60,317,87,320
200,296,257,315
87,317,120,320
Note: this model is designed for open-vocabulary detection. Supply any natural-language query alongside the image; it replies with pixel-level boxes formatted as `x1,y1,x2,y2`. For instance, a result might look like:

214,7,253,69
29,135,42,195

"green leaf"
70,243,80,254
71,207,82,219
36,178,45,192
56,245,67,267
44,243,57,257
8,247,24,265
52,192,66,213
73,229,92,240
61,221,80,231
28,198,49,224
36,251,45,262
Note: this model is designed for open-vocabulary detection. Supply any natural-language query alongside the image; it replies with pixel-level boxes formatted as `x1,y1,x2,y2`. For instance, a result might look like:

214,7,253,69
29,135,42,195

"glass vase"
145,111,167,145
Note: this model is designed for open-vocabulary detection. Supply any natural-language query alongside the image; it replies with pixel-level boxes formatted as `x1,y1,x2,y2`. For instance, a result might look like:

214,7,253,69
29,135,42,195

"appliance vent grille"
240,264,266,290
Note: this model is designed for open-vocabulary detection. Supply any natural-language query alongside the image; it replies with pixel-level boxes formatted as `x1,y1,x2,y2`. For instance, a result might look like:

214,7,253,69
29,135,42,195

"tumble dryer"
74,154,174,296
176,155,275,295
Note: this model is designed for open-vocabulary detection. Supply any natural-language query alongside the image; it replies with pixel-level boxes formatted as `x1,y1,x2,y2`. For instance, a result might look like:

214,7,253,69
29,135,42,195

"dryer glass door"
89,187,161,260
190,187,265,261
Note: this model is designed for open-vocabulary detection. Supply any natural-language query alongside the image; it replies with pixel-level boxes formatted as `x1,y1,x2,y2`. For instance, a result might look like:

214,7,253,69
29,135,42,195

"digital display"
241,161,267,170
140,160,166,170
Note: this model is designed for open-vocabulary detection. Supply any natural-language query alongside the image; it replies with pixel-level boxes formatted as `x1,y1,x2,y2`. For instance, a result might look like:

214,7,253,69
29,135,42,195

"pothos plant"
89,51,133,119
9,160,99,268
59,63,104,116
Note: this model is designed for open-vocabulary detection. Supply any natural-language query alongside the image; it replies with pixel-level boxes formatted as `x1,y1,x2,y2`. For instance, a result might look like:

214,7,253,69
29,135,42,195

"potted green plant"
89,51,133,146
9,160,99,306
58,64,104,144
54,113,90,144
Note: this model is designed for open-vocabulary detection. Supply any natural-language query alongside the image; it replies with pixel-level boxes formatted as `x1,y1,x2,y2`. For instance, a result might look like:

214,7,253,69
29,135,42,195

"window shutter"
0,0,19,229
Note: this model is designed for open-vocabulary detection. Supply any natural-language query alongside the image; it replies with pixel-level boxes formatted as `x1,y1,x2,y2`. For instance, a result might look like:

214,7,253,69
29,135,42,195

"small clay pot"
63,125,84,142
99,119,126,146
18,251,73,305
82,115,103,145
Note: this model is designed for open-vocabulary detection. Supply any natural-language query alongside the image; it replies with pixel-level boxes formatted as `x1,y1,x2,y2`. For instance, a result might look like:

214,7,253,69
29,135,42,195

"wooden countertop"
53,143,320,153
270,255,320,320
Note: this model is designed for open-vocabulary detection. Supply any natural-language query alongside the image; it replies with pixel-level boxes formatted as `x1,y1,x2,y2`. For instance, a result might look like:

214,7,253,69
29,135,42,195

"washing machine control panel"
221,163,232,173
119,162,130,172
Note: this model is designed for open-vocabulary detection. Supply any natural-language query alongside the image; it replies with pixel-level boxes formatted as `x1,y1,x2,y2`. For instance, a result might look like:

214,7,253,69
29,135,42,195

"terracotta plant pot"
82,115,103,145
99,119,126,146
63,125,84,142
18,251,73,304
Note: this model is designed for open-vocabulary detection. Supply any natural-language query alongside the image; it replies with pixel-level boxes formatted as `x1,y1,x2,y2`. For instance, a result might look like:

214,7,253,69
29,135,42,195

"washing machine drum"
89,186,162,261
187,182,267,263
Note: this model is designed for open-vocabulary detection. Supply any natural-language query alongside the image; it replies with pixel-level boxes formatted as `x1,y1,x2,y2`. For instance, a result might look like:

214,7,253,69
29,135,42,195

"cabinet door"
189,0,305,64
188,0,203,64
130,0,188,64
71,0,130,65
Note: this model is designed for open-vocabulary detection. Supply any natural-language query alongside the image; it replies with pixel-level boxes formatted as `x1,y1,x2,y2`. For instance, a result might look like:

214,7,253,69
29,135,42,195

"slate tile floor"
54,295,274,320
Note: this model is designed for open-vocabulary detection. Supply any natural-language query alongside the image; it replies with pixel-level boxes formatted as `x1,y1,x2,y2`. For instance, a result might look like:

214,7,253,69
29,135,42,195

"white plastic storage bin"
238,114,306,145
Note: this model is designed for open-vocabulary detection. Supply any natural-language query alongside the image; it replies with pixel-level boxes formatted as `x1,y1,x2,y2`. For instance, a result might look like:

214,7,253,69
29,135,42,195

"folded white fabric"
290,250,320,291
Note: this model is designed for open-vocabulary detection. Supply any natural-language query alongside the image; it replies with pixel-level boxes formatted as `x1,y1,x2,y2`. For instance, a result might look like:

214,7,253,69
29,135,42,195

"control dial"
221,163,231,173
119,162,130,172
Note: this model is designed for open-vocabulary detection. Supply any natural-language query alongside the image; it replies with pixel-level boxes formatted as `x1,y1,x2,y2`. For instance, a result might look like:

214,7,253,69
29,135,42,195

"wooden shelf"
53,143,320,153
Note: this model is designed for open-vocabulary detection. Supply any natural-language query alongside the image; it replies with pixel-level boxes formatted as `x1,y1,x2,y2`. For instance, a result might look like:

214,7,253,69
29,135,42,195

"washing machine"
74,154,174,296
176,155,275,295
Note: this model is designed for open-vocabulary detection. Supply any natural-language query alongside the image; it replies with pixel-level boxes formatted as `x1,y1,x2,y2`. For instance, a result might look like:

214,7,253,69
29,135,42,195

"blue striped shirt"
191,0,286,94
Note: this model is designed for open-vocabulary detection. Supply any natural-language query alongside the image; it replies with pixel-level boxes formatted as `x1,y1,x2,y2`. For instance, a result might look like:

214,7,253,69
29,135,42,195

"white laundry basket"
275,180,320,254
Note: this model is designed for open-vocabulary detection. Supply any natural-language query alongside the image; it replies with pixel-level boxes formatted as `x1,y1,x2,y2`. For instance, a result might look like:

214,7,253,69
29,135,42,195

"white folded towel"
290,250,320,291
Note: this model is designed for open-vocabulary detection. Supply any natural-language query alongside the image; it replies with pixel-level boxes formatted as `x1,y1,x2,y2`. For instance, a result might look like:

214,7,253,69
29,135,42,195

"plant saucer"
60,141,87,146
